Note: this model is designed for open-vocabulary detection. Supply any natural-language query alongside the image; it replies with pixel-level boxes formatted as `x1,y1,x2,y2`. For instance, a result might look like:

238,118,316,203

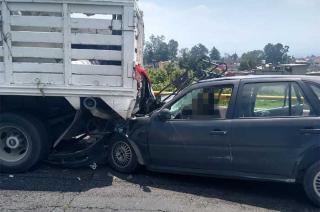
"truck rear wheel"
0,113,46,173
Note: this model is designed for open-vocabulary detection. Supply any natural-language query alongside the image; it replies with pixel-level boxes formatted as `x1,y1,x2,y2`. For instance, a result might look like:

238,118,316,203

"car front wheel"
108,138,139,173
304,161,320,207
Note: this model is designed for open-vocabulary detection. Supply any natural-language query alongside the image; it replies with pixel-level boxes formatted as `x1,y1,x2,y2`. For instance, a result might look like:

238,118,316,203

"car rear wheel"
0,113,47,173
108,137,139,173
303,161,320,207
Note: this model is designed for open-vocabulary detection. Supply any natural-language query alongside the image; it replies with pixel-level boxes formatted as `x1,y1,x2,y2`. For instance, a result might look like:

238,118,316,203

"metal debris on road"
89,163,98,170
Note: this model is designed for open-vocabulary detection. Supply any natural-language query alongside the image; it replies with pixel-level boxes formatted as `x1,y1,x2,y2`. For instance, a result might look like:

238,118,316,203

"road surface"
0,164,318,212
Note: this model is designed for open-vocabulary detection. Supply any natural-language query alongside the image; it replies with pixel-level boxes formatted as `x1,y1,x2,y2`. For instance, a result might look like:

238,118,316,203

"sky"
138,0,320,58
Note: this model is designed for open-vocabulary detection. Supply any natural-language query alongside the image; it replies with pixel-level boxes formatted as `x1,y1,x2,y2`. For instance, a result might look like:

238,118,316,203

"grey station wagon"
107,75,320,207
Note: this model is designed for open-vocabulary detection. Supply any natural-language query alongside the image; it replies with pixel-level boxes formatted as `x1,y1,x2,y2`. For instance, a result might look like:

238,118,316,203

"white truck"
0,0,153,172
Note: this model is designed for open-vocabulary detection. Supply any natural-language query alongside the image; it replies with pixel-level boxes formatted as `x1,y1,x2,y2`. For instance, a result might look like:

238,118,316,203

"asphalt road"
0,164,319,212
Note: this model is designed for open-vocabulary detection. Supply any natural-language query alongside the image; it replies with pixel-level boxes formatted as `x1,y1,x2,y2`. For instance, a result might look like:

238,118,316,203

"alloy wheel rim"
112,141,132,169
313,171,320,197
0,126,29,162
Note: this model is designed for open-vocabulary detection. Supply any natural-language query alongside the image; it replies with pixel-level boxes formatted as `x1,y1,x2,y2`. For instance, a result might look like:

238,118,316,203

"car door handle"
210,130,228,136
300,129,320,134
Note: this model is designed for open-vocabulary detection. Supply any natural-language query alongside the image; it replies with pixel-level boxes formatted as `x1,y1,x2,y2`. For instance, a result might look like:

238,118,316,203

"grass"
255,99,285,110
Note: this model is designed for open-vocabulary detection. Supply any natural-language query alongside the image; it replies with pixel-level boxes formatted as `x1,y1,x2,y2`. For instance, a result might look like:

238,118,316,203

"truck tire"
0,113,46,173
20,114,50,160
108,137,139,173
303,161,320,207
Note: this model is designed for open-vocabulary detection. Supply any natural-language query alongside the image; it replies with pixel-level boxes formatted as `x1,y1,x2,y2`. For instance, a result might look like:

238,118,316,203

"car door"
230,79,320,178
147,82,237,171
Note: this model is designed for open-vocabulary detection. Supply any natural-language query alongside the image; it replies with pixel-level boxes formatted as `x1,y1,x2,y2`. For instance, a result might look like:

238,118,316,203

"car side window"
169,85,233,120
238,82,312,118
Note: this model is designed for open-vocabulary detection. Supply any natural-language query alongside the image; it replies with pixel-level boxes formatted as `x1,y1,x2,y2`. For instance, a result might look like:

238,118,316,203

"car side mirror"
158,109,171,121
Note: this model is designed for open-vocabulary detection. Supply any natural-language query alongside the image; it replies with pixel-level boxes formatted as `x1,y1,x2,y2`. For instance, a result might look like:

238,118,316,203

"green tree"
147,68,168,91
222,53,239,64
144,35,179,66
178,48,192,70
239,50,265,71
167,39,179,61
144,35,169,66
144,41,154,65
231,53,239,63
264,43,290,64
148,64,184,91
209,46,221,61
178,44,211,78
190,44,209,59
189,44,210,71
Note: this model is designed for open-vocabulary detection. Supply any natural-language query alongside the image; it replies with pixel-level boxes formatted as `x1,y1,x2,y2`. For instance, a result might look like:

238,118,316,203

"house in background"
306,56,320,74
254,59,310,75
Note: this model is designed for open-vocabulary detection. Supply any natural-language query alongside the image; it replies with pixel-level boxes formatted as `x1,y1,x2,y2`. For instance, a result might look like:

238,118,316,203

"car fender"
294,145,320,180
125,135,146,165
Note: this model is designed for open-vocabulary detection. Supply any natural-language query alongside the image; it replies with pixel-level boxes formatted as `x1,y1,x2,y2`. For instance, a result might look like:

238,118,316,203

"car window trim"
236,115,319,120
298,81,320,116
296,80,319,116
304,81,320,103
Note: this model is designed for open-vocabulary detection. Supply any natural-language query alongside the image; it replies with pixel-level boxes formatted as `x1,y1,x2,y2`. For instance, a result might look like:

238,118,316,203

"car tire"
108,137,139,173
303,161,320,207
0,113,46,173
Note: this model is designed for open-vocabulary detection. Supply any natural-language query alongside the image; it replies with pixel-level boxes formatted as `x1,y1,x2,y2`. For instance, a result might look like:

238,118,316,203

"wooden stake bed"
0,0,144,118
